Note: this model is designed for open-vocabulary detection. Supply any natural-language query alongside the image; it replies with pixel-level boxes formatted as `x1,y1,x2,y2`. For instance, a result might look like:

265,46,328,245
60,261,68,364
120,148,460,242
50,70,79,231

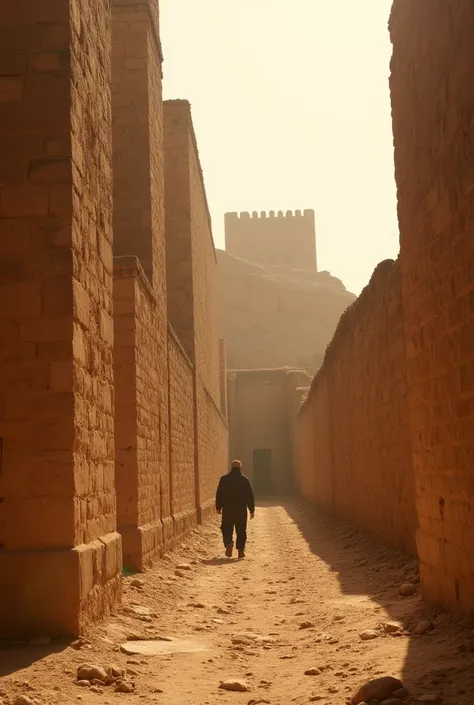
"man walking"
216,460,255,559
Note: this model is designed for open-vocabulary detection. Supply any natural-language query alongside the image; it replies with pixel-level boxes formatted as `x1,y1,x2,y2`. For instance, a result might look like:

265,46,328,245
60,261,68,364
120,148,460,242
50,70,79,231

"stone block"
0,532,122,637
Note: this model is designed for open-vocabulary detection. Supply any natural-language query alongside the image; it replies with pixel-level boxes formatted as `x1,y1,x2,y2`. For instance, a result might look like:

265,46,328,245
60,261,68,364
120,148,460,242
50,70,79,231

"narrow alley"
1,502,472,705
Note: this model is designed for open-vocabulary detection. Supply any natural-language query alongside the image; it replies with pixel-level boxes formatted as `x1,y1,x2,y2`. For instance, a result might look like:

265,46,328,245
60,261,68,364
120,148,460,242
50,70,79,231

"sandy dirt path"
1,500,473,705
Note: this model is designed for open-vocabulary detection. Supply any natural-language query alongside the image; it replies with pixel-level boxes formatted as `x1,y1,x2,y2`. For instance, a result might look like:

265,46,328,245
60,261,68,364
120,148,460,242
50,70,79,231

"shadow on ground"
201,557,241,566
0,641,68,678
264,496,473,705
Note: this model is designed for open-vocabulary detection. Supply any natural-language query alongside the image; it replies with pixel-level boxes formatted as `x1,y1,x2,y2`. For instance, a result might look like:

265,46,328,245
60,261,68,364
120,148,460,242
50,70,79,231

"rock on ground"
220,679,249,692
359,629,379,641
76,664,108,683
351,676,404,705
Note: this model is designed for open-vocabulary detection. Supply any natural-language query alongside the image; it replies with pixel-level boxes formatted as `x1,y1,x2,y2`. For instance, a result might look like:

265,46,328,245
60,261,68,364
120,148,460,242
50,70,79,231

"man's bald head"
231,459,242,469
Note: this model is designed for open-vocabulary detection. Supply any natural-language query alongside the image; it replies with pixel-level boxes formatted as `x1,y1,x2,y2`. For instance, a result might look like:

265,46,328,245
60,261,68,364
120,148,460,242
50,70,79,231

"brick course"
111,0,172,570
390,0,474,611
164,100,228,520
297,260,417,554
0,0,230,637
168,325,197,536
113,257,169,570
196,381,229,520
0,0,121,637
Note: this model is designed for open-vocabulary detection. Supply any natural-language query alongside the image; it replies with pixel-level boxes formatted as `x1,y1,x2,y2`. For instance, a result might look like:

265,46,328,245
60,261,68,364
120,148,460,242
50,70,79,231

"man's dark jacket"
216,467,255,523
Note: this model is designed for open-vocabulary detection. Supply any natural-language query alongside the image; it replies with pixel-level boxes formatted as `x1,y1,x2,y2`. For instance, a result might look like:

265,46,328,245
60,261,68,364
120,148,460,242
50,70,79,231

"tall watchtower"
224,209,317,272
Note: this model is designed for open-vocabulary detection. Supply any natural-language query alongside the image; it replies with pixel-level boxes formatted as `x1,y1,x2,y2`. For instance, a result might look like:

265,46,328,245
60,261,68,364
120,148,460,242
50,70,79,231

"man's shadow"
201,557,242,566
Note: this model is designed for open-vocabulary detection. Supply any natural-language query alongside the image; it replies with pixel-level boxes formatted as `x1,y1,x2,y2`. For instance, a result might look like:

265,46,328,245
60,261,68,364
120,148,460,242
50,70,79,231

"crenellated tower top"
224,209,317,271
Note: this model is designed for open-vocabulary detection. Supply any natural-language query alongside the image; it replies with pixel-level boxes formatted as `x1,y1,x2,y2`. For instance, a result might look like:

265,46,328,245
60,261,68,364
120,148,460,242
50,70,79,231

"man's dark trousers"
221,517,247,550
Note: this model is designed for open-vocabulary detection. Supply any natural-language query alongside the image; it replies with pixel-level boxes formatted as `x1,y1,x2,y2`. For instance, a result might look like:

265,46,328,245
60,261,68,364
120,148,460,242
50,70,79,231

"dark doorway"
253,448,273,497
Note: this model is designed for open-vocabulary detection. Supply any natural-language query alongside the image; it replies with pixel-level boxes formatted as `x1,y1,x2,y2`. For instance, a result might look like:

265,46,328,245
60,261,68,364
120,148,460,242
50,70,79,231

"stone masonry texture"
167,325,197,537
0,0,228,637
113,257,168,571
0,0,122,636
111,0,171,571
164,100,228,522
390,0,474,612
297,261,417,555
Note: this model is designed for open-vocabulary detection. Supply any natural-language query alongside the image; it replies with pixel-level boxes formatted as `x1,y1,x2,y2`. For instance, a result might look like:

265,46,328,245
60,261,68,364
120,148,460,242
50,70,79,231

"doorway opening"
253,448,273,497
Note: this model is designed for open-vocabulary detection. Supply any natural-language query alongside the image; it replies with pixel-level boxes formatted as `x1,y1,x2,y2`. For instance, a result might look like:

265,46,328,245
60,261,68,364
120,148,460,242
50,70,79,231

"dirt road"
1,500,473,705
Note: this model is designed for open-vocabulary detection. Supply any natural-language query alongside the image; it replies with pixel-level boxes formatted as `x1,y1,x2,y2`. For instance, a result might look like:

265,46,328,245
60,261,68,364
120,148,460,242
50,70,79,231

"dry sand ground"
1,499,473,705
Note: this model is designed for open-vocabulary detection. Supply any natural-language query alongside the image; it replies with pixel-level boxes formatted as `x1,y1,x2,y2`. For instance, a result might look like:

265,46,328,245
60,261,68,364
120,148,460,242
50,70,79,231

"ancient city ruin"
1,1,474,703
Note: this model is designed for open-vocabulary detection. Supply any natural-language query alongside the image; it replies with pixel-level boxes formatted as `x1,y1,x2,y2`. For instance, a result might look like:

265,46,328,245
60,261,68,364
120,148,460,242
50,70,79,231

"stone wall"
228,368,311,496
219,338,228,418
164,99,221,403
0,0,229,637
225,210,317,272
113,257,170,571
216,248,355,373
390,0,474,611
112,0,171,571
297,260,417,554
164,99,228,521
196,383,229,520
168,325,197,537
0,0,121,637
163,100,195,361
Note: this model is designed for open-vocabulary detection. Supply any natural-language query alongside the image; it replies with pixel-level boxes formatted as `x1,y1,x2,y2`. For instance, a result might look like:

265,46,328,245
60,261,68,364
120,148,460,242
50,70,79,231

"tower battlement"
226,209,315,220
224,209,317,271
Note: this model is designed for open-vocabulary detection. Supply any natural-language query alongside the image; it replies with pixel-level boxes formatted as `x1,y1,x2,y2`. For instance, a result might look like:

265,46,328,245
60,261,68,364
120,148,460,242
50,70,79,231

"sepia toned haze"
160,0,398,294
3,3,474,702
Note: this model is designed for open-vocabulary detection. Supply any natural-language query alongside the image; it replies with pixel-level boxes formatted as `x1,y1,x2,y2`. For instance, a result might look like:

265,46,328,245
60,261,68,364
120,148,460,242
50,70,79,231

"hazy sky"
160,0,398,295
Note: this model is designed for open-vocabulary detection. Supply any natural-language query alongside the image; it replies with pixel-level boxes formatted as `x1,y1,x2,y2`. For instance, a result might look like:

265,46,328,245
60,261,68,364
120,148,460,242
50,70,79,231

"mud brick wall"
112,0,171,570
196,382,229,520
285,372,311,494
228,369,310,495
164,100,220,404
297,260,417,554
113,257,171,571
390,1,474,610
112,0,165,296
186,100,228,513
219,338,228,418
163,101,195,360
296,376,332,507
0,0,121,637
188,131,221,408
167,325,197,536
163,99,228,520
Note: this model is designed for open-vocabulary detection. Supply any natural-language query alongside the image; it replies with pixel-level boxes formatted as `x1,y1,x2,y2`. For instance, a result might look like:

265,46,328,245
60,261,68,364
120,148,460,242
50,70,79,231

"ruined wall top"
300,258,398,413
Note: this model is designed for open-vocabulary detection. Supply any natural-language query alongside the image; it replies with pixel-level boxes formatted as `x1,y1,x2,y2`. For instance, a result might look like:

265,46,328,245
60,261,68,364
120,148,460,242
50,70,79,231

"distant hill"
217,249,356,374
